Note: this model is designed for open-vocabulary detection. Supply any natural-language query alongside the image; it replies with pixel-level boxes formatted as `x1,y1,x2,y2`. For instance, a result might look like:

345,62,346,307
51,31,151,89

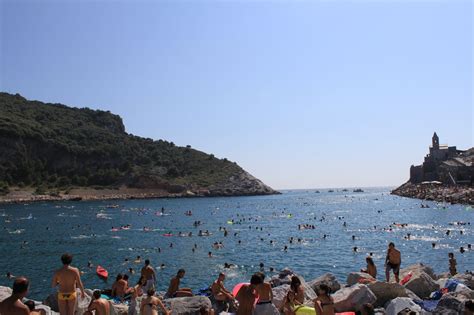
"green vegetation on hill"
0,92,275,196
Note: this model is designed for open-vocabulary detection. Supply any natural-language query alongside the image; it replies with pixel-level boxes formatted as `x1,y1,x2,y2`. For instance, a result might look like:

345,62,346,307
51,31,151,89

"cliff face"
0,92,278,199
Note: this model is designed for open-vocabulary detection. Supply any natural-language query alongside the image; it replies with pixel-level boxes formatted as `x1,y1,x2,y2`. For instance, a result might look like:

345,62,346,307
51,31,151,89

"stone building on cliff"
409,133,473,185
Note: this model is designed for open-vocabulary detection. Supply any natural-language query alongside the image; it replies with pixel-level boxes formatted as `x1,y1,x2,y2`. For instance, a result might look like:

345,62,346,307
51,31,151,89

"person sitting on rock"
0,277,30,315
140,288,170,315
290,276,305,305
211,273,234,303
166,269,193,298
361,256,377,279
385,242,401,283
314,284,335,315
84,290,110,315
111,274,123,297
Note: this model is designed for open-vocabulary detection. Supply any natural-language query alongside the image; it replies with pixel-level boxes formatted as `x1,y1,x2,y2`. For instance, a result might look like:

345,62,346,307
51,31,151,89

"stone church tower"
432,132,439,150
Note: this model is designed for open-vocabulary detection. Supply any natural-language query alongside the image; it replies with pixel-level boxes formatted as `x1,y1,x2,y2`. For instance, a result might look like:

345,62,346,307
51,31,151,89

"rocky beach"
1,264,473,315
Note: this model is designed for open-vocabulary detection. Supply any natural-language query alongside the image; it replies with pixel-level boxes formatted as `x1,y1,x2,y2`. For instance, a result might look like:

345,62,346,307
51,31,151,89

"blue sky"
1,0,472,189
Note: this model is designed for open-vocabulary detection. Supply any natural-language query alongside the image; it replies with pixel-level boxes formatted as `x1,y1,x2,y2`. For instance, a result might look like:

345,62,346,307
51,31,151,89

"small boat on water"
353,189,364,193
328,190,334,193
106,204,120,209
96,265,108,280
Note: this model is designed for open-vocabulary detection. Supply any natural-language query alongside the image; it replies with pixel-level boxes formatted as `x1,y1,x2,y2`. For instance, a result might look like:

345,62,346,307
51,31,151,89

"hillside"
0,92,277,201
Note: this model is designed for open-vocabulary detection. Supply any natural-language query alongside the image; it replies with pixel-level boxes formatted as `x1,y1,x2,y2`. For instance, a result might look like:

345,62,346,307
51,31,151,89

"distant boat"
328,190,334,193
342,189,348,192
106,204,119,209
353,189,364,193
315,190,320,193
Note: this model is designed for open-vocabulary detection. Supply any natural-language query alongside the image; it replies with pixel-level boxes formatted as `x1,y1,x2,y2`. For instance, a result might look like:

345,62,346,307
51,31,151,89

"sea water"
0,188,472,299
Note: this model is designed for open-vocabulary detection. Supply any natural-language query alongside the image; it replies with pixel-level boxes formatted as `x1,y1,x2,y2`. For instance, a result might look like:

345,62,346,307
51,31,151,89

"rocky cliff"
0,92,278,202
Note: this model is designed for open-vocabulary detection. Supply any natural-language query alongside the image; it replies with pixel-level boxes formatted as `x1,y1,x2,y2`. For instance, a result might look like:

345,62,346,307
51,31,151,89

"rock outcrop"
332,284,376,313
307,273,341,293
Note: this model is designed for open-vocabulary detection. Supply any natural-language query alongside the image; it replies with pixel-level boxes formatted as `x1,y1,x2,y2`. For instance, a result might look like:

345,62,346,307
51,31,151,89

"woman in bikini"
314,284,335,315
140,288,170,315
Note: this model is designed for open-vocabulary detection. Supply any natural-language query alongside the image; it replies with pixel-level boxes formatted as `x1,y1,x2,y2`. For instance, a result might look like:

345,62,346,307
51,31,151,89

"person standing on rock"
140,259,156,293
0,276,30,315
449,252,457,276
385,242,401,283
51,253,86,315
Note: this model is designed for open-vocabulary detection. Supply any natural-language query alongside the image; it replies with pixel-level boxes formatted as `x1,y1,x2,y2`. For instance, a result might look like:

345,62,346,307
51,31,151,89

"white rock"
332,284,376,312
385,297,422,315
367,281,408,308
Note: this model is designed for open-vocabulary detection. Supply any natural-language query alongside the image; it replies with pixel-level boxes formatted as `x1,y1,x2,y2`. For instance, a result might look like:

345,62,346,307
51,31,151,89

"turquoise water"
0,188,473,300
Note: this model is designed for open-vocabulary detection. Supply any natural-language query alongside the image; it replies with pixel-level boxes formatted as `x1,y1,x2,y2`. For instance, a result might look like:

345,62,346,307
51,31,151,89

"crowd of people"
2,241,473,315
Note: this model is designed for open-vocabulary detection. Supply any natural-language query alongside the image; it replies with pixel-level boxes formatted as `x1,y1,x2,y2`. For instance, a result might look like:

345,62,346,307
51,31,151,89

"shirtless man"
211,273,234,302
0,277,30,315
385,242,401,283
252,273,279,314
51,253,86,315
166,269,193,298
84,290,110,315
140,259,156,293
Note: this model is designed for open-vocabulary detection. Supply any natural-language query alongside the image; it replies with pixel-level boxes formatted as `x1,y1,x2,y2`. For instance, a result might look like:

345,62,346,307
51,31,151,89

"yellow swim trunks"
58,292,77,301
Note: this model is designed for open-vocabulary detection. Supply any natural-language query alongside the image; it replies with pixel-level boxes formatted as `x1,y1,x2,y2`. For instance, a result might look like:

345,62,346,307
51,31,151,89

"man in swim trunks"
84,290,110,315
140,259,156,293
211,273,234,302
51,253,86,315
385,242,401,283
0,277,30,315
166,269,193,298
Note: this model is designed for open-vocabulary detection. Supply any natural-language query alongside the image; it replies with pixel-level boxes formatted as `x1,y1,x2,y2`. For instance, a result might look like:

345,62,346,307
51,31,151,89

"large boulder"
270,268,294,287
164,296,212,315
347,272,376,286
433,288,474,315
385,297,423,315
272,284,290,310
307,273,341,293
400,268,439,299
400,263,437,280
367,281,408,308
110,301,128,315
453,273,474,289
332,284,376,312
0,286,12,302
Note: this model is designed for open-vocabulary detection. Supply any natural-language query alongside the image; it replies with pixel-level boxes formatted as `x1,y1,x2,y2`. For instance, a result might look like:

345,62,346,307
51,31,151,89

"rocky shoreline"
391,182,474,205
1,263,473,315
0,185,280,205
